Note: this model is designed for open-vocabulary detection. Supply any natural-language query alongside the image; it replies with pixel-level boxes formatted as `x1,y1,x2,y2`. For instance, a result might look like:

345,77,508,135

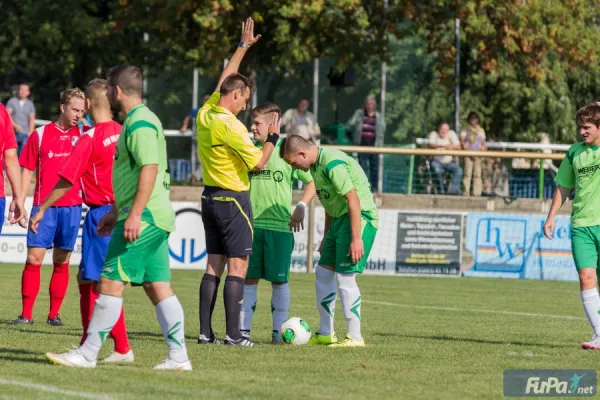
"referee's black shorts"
201,186,253,258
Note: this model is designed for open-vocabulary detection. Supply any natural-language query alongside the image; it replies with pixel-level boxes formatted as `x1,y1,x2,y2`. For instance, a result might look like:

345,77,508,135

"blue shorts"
27,205,82,251
80,205,112,281
0,197,5,234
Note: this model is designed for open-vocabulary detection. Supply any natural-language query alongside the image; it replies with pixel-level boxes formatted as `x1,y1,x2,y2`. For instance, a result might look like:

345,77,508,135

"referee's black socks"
224,276,245,340
199,273,220,338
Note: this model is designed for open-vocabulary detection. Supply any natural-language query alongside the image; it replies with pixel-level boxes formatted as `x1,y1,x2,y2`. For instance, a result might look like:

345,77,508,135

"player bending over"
240,103,316,343
544,102,600,350
45,65,190,370
280,136,379,347
30,79,132,362
0,103,26,232
10,89,87,326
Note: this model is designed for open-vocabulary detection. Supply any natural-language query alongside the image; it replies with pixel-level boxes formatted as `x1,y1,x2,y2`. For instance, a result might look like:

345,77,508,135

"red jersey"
58,121,121,206
0,104,17,198
20,122,85,207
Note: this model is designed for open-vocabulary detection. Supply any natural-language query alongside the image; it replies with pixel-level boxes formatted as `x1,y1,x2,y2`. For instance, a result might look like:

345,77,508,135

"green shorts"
247,228,294,283
571,226,600,271
101,221,171,285
318,213,377,273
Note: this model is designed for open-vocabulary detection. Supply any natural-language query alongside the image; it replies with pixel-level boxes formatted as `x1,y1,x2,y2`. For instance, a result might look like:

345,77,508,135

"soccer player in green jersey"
240,103,316,343
45,65,191,370
544,103,600,350
280,135,379,347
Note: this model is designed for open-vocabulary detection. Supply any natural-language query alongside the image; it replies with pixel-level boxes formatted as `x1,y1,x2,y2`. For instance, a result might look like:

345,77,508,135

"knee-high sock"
48,262,70,318
199,273,220,337
582,288,600,335
271,283,290,334
110,305,131,354
240,284,257,333
337,272,362,341
224,276,244,339
21,263,42,320
79,294,122,362
315,265,336,335
156,295,188,363
79,283,98,344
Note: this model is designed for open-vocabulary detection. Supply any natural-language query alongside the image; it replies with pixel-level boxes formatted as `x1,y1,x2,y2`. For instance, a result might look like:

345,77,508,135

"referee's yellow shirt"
196,92,262,192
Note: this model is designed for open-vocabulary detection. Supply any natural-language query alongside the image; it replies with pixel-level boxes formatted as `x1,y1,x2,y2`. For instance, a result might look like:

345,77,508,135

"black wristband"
265,133,280,146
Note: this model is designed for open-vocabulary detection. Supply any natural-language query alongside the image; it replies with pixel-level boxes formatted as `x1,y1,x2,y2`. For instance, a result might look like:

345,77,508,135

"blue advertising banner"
464,212,577,281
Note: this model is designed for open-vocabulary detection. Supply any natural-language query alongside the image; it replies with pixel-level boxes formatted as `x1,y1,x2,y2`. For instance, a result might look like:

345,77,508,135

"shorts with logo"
101,220,171,285
318,212,377,274
27,205,82,251
0,197,5,234
201,186,253,258
80,205,113,281
247,228,294,283
571,225,600,270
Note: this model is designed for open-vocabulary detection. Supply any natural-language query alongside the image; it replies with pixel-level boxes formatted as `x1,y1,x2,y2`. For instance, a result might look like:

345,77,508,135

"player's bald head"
279,135,312,159
85,79,109,108
106,65,143,96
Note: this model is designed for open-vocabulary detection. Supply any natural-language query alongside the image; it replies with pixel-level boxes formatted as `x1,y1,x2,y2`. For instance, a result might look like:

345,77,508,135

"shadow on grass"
3,327,81,338
0,348,48,365
127,331,198,341
399,334,572,348
0,348,40,356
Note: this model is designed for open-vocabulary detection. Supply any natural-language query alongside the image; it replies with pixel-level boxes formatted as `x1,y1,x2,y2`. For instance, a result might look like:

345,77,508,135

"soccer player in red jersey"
29,80,133,362
0,104,26,230
9,88,86,326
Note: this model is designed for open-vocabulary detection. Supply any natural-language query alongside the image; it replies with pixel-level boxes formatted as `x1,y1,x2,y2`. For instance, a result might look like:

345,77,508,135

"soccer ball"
280,317,311,345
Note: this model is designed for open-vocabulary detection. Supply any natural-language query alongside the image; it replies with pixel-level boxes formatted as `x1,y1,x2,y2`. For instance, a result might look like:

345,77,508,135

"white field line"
0,378,114,400
363,300,586,320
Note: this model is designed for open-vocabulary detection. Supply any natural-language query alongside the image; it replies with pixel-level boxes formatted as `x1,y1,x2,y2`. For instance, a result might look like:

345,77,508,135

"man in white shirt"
427,123,462,195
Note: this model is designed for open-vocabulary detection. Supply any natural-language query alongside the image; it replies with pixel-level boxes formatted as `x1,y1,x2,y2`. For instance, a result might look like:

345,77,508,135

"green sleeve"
295,168,313,184
202,92,220,110
128,122,159,167
326,160,353,196
555,155,575,189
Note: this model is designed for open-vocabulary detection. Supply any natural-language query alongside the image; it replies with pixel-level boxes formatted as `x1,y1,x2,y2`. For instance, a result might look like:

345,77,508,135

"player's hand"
241,17,261,47
8,199,27,226
14,124,23,133
348,238,364,264
268,112,281,134
124,214,141,243
290,206,305,232
97,208,118,236
28,209,44,234
543,218,555,240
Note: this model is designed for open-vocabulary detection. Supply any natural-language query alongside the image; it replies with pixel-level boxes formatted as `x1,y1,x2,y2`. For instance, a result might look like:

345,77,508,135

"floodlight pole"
306,58,319,274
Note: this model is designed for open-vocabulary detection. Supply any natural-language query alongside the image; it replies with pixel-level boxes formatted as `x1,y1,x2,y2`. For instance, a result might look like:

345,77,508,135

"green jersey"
249,140,313,232
113,104,175,232
555,142,600,228
310,148,378,228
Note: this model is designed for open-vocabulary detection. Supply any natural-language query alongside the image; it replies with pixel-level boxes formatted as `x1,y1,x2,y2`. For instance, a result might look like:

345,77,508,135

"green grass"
0,263,596,399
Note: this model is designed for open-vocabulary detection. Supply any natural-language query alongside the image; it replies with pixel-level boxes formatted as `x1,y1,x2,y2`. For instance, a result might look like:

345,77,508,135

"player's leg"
10,206,57,325
141,225,190,370
198,192,226,343
309,225,338,345
573,226,600,349
240,228,266,340
264,230,294,343
0,197,4,235
329,216,377,348
46,205,82,324
80,205,132,361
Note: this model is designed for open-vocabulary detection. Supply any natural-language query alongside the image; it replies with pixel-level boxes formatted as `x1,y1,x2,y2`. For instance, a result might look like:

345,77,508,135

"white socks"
271,283,290,334
240,284,258,333
337,272,362,341
80,294,123,361
581,288,600,335
315,265,336,335
156,295,189,363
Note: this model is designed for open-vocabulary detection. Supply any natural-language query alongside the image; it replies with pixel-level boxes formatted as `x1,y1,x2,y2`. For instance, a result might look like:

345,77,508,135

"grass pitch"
0,263,596,399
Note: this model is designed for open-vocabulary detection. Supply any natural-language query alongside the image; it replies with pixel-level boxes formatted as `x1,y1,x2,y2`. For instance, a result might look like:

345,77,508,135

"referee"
196,17,279,346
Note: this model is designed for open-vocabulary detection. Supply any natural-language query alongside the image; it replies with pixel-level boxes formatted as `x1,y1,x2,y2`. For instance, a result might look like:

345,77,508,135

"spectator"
6,83,36,156
347,95,386,190
427,123,462,195
179,92,211,183
460,111,487,196
281,97,321,143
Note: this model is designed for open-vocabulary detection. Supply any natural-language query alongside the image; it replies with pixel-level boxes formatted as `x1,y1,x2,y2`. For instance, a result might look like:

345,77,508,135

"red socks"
21,263,42,319
79,283,131,354
48,262,70,319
